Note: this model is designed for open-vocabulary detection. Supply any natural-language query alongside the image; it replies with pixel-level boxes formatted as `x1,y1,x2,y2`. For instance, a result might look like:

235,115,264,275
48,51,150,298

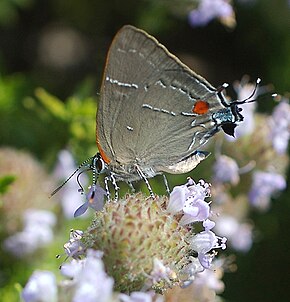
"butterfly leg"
104,176,111,202
128,181,136,193
162,174,170,194
135,164,154,198
110,173,120,201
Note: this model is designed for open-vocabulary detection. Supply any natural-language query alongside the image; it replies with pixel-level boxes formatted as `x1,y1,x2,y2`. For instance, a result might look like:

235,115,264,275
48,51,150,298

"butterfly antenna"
76,168,92,194
49,156,95,198
232,78,261,105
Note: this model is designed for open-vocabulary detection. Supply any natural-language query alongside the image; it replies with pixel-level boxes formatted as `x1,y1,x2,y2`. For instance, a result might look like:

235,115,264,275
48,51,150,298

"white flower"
22,271,57,302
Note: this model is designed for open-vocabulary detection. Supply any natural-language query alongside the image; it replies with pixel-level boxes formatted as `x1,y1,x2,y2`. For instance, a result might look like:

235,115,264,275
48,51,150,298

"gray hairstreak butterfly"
51,25,259,212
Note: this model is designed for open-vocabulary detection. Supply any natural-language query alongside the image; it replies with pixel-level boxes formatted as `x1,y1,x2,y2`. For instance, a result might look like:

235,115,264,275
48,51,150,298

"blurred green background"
0,0,289,301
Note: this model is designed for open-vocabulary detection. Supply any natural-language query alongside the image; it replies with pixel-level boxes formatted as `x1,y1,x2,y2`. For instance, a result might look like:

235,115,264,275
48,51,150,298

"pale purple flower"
227,78,258,140
71,249,114,302
214,215,253,252
4,209,56,257
60,259,85,278
194,264,225,293
22,271,57,302
249,171,286,210
180,196,210,225
180,257,204,288
24,209,56,227
268,100,290,154
203,219,216,231
189,0,234,27
213,155,240,185
168,178,211,225
167,184,190,214
189,229,226,269
230,223,253,252
74,184,106,217
119,291,158,302
63,229,86,259
149,258,176,284
54,149,88,219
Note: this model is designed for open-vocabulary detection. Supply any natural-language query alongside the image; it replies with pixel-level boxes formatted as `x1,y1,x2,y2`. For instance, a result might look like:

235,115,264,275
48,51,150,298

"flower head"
4,209,56,257
22,271,57,302
249,171,286,210
268,99,290,155
213,155,240,185
189,0,235,27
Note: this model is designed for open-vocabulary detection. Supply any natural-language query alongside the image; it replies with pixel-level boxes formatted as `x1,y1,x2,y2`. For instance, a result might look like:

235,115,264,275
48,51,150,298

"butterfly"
51,25,259,212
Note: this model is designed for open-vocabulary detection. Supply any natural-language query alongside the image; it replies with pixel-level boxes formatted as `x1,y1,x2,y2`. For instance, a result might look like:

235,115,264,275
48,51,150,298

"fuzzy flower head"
81,178,226,294
0,147,56,233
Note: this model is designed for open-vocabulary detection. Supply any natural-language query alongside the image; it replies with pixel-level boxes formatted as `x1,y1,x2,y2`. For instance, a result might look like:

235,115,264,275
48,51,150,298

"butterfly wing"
97,25,227,171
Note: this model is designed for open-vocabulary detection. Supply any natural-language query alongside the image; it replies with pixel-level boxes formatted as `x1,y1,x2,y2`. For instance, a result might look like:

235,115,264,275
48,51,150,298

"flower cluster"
22,178,227,301
209,81,289,251
188,0,236,28
4,209,56,257
20,87,289,301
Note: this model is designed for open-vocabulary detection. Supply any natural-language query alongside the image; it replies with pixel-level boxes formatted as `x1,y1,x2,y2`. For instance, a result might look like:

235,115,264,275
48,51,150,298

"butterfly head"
213,78,261,137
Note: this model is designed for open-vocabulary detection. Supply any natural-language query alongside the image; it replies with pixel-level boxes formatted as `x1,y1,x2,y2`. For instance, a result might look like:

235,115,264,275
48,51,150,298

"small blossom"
24,209,56,227
4,209,56,257
249,171,286,210
150,258,176,284
167,184,189,214
74,184,106,217
190,230,218,254
119,291,156,302
214,215,253,252
194,263,225,293
54,149,88,219
179,196,210,225
203,219,216,231
71,249,114,302
189,229,227,269
63,229,86,259
227,78,259,140
22,271,57,302
213,155,240,185
189,0,234,27
60,259,85,278
168,178,211,225
268,99,290,154
179,257,204,287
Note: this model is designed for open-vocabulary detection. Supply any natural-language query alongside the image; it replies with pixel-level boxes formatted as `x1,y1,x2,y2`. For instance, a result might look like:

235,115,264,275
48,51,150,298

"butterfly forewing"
97,25,226,172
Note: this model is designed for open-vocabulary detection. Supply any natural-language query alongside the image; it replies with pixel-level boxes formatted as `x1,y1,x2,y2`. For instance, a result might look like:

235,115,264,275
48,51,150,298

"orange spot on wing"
192,100,209,115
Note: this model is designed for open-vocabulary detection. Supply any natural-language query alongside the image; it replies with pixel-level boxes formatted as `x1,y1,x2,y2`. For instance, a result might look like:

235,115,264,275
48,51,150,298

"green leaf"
35,88,68,121
0,175,16,195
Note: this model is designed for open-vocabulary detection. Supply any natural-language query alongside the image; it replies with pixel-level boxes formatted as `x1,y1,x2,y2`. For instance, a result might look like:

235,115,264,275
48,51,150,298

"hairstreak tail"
51,25,259,208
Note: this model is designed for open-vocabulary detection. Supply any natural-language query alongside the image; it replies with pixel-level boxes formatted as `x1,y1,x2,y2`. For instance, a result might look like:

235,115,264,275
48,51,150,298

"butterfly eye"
95,155,106,173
